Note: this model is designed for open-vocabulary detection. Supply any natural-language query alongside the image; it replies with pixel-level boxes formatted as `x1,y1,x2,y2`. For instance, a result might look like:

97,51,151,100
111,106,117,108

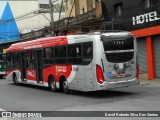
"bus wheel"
62,78,70,94
49,76,57,92
13,73,18,85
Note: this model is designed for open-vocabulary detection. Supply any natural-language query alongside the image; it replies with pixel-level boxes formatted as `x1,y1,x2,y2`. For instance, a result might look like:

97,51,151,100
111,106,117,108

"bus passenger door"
20,52,26,80
35,50,43,83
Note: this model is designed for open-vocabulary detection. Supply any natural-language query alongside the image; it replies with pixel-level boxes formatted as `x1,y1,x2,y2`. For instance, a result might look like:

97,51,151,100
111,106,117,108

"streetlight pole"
49,0,54,36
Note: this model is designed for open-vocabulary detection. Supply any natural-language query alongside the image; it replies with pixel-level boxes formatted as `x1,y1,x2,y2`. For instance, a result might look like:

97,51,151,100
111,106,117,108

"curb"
140,79,160,87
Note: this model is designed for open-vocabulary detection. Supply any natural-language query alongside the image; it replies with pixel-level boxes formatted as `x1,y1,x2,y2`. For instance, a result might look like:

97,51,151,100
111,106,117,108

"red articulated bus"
6,32,140,93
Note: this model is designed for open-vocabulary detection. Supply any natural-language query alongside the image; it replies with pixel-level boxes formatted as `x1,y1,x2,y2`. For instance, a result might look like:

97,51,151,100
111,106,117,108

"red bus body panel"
6,36,68,52
43,65,72,83
26,70,37,81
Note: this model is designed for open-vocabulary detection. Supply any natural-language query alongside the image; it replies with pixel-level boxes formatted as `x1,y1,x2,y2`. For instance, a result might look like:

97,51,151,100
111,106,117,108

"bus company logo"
56,66,67,72
2,112,12,117
27,71,35,77
2,112,42,118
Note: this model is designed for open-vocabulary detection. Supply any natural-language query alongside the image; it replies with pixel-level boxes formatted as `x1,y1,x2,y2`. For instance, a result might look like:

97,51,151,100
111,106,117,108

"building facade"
102,0,160,79
0,0,65,52
64,0,104,33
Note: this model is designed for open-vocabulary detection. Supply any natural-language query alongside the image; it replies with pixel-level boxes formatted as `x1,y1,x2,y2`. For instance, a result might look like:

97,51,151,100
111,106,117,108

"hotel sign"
132,11,160,25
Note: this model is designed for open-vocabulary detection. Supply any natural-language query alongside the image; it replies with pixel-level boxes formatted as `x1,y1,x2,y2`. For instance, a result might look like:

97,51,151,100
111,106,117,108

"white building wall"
8,0,65,34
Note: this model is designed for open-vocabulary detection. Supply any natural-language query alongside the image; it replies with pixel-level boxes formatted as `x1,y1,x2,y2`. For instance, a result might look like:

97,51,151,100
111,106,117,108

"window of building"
143,0,155,8
114,3,123,16
39,4,49,9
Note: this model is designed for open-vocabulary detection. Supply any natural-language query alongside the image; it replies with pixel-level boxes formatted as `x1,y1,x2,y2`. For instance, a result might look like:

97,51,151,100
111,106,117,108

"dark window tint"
106,52,134,63
44,48,54,65
26,50,35,69
55,46,67,64
143,0,155,8
102,35,134,51
10,53,16,68
83,43,92,57
0,54,6,69
44,48,53,58
0,54,5,60
102,35,134,63
69,45,81,57
82,43,93,65
6,53,11,69
55,46,66,58
68,44,81,64
114,3,122,16
15,53,20,68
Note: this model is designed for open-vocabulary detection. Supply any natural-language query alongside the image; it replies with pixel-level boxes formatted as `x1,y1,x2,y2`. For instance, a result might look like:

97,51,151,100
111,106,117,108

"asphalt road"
0,79,160,120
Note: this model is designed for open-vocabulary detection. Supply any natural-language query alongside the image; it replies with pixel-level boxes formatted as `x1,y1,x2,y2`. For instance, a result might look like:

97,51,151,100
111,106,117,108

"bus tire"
13,73,18,85
48,76,57,92
62,78,70,94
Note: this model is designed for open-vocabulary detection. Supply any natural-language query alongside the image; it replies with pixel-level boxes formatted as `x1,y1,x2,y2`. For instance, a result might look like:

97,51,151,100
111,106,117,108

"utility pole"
49,0,54,36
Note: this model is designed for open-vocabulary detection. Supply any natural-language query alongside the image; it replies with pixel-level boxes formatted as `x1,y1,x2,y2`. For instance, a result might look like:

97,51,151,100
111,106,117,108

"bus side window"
10,53,15,68
44,47,54,65
68,44,82,64
15,53,20,68
82,43,93,65
44,48,52,58
83,44,92,57
55,46,67,64
26,50,35,69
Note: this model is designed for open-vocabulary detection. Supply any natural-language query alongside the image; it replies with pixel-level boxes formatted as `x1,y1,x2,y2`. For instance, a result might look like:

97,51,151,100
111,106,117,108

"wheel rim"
63,80,68,90
13,74,18,83
51,80,56,89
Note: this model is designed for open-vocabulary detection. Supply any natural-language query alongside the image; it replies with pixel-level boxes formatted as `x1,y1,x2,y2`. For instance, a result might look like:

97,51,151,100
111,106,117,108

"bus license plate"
117,72,125,77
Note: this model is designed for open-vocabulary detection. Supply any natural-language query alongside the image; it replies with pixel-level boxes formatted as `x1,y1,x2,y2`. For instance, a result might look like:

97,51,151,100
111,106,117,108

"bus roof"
6,31,133,53
6,36,68,52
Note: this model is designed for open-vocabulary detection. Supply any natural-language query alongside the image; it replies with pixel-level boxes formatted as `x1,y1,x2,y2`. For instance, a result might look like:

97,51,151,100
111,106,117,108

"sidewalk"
140,79,160,87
